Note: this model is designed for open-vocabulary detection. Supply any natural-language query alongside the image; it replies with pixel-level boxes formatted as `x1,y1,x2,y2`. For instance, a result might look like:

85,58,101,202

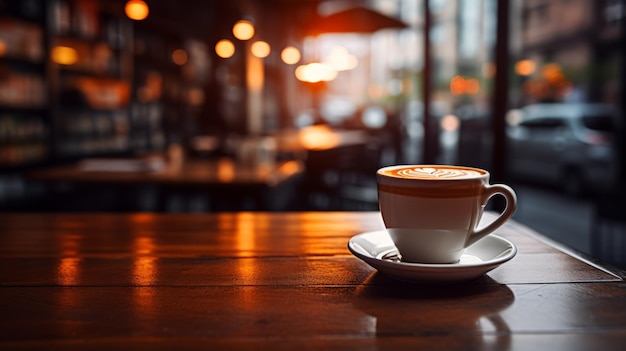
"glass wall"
506,0,625,268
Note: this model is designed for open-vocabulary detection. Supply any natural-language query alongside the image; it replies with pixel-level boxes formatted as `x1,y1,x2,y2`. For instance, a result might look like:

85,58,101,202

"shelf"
0,106,47,114
58,66,124,80
0,138,47,146
0,16,45,63
57,136,130,158
54,34,123,48
0,143,48,168
0,56,45,67
0,0,177,170
56,106,129,114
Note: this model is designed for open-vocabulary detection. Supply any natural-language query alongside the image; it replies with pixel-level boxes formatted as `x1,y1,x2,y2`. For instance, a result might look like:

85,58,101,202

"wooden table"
1,212,625,349
24,158,304,211
26,157,303,187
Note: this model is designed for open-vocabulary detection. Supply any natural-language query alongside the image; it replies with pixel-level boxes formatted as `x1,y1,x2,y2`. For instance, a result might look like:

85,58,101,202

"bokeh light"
465,78,480,94
441,114,460,132
187,88,205,106
541,63,564,83
515,59,536,76
281,46,301,65
450,75,465,95
295,63,337,83
251,41,270,58
449,75,480,95
171,49,188,65
51,46,78,65
215,39,235,58
233,20,255,41
125,0,149,21
297,125,340,150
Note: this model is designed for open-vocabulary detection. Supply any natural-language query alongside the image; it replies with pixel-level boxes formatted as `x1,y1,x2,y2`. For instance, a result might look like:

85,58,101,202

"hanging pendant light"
125,0,149,21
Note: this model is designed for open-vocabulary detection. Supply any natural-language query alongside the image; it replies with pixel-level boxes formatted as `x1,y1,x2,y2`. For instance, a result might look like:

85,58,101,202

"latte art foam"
382,166,484,180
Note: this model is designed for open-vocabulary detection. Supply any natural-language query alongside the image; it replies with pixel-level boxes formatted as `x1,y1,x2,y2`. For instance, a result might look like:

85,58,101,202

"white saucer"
348,230,517,283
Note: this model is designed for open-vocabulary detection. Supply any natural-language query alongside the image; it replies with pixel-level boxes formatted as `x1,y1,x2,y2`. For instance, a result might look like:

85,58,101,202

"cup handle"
465,184,517,247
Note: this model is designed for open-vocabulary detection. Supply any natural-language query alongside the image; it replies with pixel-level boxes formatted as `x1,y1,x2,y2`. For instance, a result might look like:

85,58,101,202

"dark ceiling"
131,0,369,40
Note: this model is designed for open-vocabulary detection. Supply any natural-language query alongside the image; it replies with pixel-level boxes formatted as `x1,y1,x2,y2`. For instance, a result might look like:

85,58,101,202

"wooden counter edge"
505,217,626,280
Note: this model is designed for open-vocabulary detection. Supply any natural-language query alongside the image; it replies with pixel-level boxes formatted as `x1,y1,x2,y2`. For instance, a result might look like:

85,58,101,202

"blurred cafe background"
0,0,625,267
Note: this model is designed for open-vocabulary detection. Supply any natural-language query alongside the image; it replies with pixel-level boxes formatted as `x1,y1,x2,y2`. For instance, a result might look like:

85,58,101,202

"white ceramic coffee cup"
377,165,517,264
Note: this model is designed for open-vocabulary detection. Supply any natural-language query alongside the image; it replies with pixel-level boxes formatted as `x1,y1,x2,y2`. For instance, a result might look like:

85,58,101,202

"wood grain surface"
1,212,625,350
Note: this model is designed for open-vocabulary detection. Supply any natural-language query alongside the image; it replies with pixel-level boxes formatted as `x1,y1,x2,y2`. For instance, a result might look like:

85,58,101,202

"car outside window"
519,117,566,130
581,115,614,132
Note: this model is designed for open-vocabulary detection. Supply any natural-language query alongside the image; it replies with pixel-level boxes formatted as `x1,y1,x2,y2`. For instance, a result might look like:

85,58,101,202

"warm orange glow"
515,59,536,76
235,213,260,293
171,49,188,65
294,65,307,81
133,256,156,285
278,160,303,177
134,236,154,256
251,41,270,58
56,229,82,286
522,62,571,101
137,71,162,102
298,125,341,150
449,75,480,95
295,63,337,83
450,75,465,95
215,39,235,58
542,63,564,84
233,20,255,40
236,212,256,256
125,0,149,21
57,257,81,285
131,213,156,224
187,87,204,106
132,234,156,286
217,157,235,182
72,78,130,109
0,40,6,57
465,78,480,95
281,46,301,65
51,45,79,65
247,51,264,134
131,236,156,318
247,52,264,91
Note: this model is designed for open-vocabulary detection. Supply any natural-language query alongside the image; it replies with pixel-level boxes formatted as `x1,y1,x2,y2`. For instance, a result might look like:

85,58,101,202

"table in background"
1,212,625,349
24,157,304,211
